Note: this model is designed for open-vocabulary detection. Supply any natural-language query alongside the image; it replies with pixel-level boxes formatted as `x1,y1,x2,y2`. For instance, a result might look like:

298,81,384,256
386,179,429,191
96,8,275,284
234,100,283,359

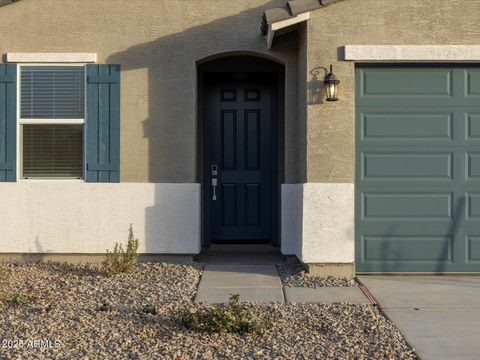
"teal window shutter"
0,64,17,182
86,64,120,182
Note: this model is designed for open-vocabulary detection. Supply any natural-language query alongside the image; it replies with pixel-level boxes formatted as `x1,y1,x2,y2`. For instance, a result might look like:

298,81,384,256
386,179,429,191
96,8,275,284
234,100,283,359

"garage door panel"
357,225,457,272
356,223,480,272
361,235,453,262
356,64,480,272
466,193,480,219
361,192,453,220
361,152,453,180
357,231,480,272
357,262,480,273
466,113,480,140
357,226,480,272
357,260,460,273
360,111,453,141
466,153,480,180
359,67,452,97
467,236,480,263
355,65,467,107
465,69,480,97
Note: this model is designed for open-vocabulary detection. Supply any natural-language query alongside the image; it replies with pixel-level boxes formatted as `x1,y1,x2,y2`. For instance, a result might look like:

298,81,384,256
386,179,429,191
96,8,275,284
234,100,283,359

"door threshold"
195,244,286,265
203,244,280,253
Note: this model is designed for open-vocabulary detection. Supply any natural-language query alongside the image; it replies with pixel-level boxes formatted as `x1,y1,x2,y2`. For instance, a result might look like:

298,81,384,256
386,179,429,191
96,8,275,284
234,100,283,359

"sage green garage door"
356,64,480,272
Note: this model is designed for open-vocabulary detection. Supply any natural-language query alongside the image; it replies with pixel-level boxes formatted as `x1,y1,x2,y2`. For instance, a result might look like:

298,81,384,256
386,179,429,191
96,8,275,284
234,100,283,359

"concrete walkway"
359,276,480,360
195,264,368,304
195,264,284,303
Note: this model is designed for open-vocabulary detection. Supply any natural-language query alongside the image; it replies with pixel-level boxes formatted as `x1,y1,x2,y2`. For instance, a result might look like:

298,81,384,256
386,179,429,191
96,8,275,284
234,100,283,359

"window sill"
19,178,85,182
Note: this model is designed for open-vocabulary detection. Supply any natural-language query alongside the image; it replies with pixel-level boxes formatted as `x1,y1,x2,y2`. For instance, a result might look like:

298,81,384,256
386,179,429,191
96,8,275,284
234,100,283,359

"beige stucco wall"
2,0,479,184
0,0,300,183
306,0,480,183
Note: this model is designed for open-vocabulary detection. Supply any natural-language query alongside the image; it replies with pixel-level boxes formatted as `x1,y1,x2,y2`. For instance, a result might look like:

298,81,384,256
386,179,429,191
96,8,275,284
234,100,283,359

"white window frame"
16,63,87,181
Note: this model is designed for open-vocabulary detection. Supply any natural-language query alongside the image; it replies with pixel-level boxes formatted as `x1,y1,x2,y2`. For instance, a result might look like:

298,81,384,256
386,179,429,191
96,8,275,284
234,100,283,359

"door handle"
212,178,217,201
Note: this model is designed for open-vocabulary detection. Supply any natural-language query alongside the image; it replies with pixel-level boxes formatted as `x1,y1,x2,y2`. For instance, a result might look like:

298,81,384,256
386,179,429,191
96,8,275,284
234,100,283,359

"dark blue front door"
204,75,277,243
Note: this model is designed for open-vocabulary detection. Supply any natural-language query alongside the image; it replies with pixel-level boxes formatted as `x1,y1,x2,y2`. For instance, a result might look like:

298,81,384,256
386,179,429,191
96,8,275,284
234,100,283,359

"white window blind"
20,66,85,119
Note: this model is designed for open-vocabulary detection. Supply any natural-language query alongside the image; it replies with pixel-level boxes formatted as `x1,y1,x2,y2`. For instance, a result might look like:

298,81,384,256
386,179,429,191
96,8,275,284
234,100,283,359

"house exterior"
0,0,479,275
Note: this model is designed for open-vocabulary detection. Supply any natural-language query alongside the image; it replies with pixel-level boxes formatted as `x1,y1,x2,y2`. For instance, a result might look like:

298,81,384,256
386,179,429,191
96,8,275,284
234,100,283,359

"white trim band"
6,53,97,63
18,119,85,125
343,45,480,62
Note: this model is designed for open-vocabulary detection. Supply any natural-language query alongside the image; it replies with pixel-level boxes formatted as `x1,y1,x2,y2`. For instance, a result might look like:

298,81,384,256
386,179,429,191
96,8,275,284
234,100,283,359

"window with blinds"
21,66,85,119
19,66,85,179
22,125,83,178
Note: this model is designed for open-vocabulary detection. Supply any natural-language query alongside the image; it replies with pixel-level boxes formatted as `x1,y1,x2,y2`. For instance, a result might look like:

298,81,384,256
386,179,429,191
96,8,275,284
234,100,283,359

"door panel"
204,77,276,243
356,64,480,272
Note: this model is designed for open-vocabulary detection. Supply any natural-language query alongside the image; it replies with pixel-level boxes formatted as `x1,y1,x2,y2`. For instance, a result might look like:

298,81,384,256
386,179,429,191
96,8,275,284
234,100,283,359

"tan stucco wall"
296,22,308,183
0,0,300,183
3,0,479,184
306,0,480,182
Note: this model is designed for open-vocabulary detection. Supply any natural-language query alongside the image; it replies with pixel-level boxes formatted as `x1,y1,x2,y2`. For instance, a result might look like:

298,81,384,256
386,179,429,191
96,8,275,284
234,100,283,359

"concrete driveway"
359,276,480,360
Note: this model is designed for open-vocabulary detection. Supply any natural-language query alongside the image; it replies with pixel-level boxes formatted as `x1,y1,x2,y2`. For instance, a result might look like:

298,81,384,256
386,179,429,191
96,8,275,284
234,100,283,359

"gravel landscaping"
277,263,357,288
0,262,416,359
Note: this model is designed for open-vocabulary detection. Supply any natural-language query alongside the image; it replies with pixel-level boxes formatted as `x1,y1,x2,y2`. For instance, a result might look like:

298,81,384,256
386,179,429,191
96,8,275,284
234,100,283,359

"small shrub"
180,294,263,335
143,304,160,315
103,224,139,276
8,294,27,306
97,302,113,312
0,267,29,308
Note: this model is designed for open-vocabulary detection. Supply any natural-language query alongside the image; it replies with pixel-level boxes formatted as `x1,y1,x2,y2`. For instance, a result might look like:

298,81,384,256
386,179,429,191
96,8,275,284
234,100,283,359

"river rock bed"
0,262,415,359
277,263,357,288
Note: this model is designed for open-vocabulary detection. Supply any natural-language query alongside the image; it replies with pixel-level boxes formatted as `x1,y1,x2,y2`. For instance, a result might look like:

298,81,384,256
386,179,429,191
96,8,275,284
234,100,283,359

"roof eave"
262,0,344,48
0,0,20,7
266,12,311,50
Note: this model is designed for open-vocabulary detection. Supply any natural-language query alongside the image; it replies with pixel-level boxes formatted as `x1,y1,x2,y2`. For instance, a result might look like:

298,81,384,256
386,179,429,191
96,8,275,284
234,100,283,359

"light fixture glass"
324,65,340,101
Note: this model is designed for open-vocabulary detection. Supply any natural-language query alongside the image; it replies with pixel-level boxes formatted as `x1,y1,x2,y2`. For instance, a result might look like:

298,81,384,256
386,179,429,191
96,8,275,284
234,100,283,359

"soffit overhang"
261,0,344,49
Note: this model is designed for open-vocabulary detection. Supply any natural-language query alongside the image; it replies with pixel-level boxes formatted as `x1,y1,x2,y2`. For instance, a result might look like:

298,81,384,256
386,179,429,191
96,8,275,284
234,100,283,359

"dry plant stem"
103,224,140,276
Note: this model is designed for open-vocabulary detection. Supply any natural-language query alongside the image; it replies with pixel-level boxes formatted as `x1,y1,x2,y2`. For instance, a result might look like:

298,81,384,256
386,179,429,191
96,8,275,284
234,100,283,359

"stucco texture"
0,0,300,183
306,0,480,182
0,183,200,254
281,183,354,263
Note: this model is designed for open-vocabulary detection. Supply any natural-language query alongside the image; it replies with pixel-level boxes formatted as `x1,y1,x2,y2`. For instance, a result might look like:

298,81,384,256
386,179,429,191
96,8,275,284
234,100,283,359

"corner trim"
343,45,480,62
6,53,97,63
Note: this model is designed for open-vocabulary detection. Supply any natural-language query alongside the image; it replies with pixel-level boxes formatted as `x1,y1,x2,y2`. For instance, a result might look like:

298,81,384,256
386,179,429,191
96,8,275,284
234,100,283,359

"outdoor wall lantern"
324,65,340,101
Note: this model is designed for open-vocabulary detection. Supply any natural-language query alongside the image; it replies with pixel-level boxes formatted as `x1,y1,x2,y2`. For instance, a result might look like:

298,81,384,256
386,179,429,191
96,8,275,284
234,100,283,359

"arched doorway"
197,54,285,247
